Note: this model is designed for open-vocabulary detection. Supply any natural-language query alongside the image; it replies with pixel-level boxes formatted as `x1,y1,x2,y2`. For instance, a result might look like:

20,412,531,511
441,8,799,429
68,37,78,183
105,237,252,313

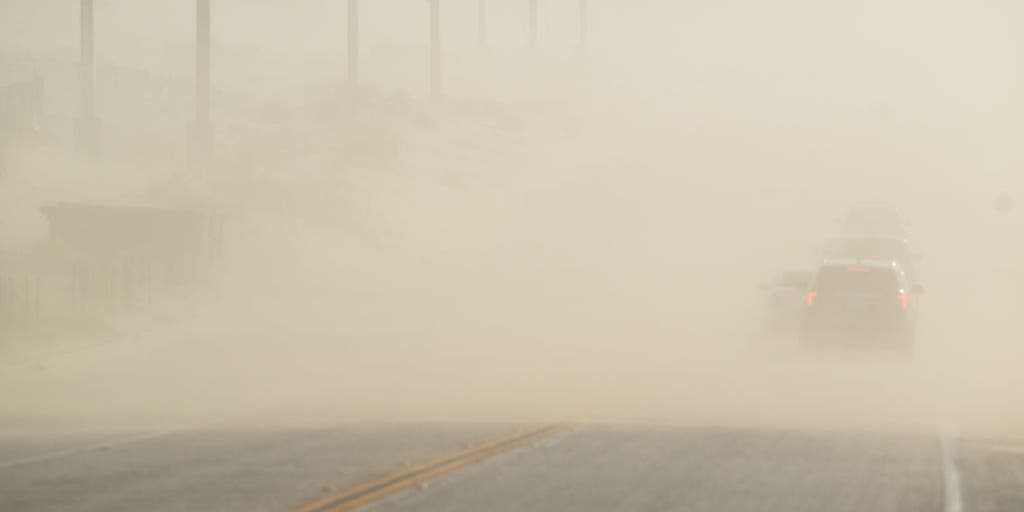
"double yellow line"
291,423,575,512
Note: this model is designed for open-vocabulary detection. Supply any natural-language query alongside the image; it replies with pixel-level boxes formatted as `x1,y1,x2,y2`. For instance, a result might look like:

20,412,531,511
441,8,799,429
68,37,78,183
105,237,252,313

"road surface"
3,422,1024,512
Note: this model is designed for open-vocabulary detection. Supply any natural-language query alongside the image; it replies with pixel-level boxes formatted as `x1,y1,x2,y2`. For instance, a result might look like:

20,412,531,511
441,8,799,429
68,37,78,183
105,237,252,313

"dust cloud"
2,0,1024,440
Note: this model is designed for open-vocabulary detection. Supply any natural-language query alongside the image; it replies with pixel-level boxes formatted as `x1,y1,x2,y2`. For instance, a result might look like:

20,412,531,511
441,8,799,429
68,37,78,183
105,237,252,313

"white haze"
1,0,1024,439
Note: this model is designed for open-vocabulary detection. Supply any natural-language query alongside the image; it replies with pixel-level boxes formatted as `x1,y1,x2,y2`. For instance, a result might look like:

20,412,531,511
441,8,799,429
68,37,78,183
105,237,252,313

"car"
822,234,920,283
758,268,814,335
837,204,908,238
799,259,923,350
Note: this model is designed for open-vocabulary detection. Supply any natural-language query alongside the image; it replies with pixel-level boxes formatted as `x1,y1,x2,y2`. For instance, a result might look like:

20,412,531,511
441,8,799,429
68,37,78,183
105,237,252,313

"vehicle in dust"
758,267,814,335
800,259,923,350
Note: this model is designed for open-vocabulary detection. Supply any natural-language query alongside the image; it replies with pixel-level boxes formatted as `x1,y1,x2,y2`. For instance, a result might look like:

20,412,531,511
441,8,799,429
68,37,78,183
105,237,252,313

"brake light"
805,291,817,307
898,293,909,311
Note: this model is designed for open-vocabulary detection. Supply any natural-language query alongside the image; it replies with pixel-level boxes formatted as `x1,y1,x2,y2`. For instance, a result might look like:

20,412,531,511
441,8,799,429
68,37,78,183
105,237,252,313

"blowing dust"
1,0,1023,439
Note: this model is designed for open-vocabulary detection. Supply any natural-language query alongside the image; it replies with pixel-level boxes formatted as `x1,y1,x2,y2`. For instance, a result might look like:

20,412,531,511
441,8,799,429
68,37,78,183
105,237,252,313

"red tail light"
898,293,909,311
805,291,817,307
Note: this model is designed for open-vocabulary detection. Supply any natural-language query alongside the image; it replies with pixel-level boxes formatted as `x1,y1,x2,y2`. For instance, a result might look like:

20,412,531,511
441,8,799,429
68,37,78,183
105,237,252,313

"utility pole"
347,0,359,84
477,0,486,47
529,0,538,46
76,0,100,154
579,0,589,50
188,0,213,168
429,0,441,98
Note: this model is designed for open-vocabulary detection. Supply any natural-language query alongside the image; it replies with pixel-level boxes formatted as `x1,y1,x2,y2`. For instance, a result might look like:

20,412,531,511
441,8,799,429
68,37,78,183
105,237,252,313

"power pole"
76,0,100,154
188,0,213,168
477,0,486,47
347,0,359,84
579,0,589,50
529,0,538,46
429,0,441,98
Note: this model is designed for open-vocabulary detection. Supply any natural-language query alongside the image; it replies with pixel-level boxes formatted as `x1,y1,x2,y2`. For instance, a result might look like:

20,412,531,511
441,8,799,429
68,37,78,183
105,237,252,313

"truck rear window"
815,267,898,294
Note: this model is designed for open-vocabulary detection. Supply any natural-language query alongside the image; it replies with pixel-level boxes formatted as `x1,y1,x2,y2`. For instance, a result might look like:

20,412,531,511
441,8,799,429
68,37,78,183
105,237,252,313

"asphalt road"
372,427,947,512
3,423,1024,512
0,424,515,512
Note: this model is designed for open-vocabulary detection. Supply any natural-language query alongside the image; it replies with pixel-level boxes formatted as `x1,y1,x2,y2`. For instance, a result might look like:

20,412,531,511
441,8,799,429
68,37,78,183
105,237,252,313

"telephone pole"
580,0,590,50
529,0,538,46
76,0,100,154
188,0,213,168
478,0,487,47
430,0,441,98
347,0,359,84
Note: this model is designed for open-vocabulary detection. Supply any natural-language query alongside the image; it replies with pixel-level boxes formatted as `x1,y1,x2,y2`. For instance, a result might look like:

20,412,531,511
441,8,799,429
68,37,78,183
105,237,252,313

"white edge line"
939,425,964,512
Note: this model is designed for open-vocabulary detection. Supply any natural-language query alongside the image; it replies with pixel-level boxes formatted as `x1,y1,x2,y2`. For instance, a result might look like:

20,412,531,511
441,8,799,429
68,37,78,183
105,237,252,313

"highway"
2,277,1023,512
3,420,1024,512
5,1,1024,511
371,427,946,512
1,179,1020,512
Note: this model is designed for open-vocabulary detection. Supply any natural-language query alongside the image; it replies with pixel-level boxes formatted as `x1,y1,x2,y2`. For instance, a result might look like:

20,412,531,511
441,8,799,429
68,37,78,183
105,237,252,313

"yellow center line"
289,422,576,512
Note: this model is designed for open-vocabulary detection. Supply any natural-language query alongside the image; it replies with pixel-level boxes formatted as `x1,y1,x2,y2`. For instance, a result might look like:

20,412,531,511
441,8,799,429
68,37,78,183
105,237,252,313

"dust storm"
1,0,1023,442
